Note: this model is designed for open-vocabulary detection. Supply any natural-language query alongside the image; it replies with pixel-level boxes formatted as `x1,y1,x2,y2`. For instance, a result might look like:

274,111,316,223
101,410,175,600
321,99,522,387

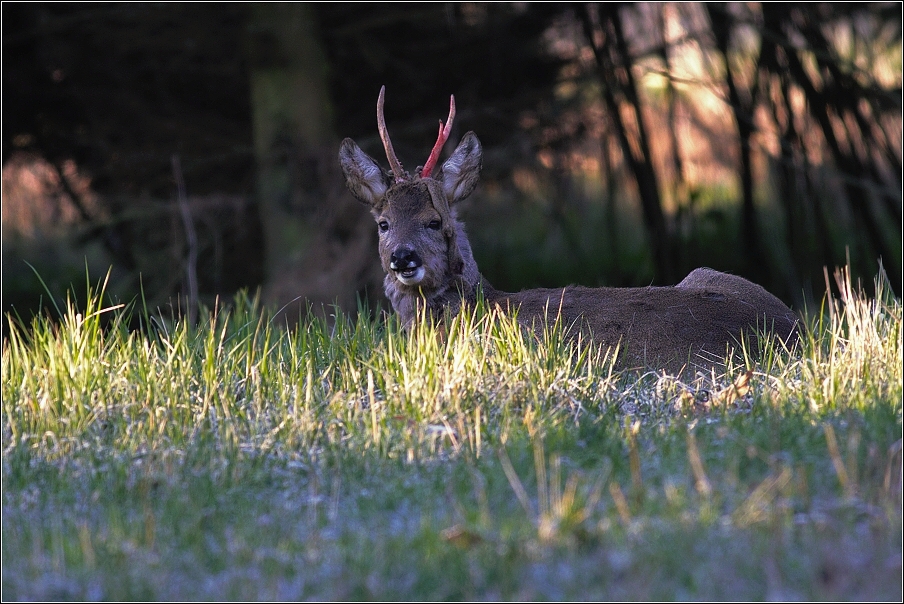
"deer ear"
339,138,390,207
438,132,482,204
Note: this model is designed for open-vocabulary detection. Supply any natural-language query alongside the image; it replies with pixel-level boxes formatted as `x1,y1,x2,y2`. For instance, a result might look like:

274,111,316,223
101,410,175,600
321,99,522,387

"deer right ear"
438,132,482,204
339,138,390,207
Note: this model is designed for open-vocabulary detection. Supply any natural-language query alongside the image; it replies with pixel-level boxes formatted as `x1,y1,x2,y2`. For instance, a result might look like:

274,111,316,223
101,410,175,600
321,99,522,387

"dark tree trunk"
247,4,383,319
707,3,768,286
580,4,674,283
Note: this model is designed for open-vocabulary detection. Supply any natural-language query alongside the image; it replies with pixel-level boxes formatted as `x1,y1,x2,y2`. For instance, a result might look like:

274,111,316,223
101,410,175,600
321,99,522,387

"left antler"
420,94,456,178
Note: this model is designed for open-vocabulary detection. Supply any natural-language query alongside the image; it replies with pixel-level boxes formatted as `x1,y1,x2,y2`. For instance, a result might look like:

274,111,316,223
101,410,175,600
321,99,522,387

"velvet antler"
420,94,456,179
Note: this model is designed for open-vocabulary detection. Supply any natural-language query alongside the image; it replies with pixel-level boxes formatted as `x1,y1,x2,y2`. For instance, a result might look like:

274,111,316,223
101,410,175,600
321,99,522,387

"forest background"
2,3,901,321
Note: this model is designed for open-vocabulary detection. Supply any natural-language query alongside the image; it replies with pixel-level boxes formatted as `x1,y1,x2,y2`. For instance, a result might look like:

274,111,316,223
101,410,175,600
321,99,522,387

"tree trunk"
247,4,382,320
581,4,674,283
706,3,768,286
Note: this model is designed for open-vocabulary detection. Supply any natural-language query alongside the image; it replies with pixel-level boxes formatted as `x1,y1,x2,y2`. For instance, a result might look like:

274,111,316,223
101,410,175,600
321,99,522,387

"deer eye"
426,219,442,231
378,220,389,233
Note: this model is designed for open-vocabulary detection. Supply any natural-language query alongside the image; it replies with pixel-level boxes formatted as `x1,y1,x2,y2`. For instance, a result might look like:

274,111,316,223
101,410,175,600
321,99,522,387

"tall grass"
2,266,901,599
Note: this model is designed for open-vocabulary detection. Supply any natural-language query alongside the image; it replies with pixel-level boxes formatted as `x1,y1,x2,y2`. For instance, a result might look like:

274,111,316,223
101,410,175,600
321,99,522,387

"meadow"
2,267,901,600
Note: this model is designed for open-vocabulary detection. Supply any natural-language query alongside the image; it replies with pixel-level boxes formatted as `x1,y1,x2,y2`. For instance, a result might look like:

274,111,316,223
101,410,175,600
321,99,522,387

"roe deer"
339,87,799,374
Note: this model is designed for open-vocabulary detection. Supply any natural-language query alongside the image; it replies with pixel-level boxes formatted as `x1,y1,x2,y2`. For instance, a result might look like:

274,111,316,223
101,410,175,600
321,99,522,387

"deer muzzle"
389,248,425,285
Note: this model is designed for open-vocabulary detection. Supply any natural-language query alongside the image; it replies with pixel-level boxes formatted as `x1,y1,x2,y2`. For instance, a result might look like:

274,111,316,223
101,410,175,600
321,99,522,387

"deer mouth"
389,248,426,286
395,266,426,285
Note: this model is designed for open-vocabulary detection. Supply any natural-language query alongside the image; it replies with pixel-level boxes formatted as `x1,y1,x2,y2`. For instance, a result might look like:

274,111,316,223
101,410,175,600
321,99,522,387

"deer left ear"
339,138,390,207
438,132,482,204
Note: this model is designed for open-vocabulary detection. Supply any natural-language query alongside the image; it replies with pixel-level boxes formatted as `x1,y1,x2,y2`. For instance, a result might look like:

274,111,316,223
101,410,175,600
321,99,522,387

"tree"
246,4,382,318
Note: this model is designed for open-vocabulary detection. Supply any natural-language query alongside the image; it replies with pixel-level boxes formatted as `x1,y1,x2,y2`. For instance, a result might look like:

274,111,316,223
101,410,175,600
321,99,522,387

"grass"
2,267,902,600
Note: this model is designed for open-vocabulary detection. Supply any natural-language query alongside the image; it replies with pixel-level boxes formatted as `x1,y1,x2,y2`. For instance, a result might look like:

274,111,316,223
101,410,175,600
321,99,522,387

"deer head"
339,87,482,310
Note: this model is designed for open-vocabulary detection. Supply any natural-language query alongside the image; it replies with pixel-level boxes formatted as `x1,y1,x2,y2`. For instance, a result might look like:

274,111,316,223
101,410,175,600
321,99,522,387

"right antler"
377,86,406,181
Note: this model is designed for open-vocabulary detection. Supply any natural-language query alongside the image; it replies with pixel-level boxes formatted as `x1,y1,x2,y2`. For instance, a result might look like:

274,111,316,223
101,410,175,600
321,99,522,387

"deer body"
340,88,798,373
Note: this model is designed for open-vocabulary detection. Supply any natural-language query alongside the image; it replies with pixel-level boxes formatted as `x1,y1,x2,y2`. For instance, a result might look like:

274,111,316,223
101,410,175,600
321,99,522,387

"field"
2,268,901,600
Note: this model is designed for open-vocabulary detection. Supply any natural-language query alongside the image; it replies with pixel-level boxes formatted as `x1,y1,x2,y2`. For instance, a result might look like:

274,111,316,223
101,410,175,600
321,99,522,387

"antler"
377,86,406,180
420,94,456,179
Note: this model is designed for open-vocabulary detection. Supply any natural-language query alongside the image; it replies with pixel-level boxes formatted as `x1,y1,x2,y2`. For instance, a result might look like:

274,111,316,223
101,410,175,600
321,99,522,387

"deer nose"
389,248,422,272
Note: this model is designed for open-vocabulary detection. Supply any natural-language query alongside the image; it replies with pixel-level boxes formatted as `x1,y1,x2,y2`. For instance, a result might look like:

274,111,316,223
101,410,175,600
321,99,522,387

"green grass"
2,267,902,600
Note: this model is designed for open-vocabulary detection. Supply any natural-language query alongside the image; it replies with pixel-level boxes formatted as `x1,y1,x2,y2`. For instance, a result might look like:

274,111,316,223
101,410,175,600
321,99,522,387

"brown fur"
340,124,798,375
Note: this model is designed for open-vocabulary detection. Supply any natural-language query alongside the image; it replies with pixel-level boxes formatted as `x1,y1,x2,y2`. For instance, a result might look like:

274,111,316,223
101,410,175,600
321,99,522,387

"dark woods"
2,3,900,321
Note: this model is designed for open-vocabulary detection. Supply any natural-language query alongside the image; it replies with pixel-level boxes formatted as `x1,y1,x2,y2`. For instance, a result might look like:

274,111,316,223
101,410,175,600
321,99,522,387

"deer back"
498,277,799,374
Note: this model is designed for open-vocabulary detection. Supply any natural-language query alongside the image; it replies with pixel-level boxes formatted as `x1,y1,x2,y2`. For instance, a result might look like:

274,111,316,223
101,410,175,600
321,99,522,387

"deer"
339,87,799,375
